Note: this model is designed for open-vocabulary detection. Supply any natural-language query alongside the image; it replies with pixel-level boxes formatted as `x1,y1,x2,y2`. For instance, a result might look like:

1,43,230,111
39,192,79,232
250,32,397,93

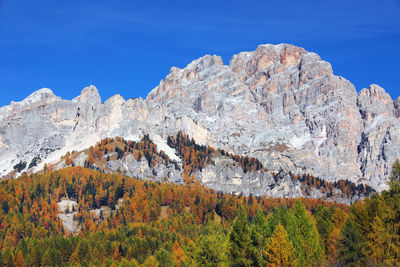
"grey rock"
0,43,399,194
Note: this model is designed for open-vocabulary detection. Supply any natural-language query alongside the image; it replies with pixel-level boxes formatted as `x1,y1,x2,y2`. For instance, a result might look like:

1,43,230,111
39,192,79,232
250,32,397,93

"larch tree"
172,241,185,265
15,251,24,267
113,246,122,262
264,223,297,267
366,215,393,265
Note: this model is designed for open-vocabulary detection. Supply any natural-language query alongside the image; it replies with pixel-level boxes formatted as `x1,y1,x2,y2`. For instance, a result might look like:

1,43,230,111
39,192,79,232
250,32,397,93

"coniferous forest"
0,159,399,266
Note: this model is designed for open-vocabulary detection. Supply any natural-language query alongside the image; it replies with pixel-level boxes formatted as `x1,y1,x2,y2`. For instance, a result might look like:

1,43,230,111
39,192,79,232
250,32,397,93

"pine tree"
292,201,323,265
314,205,334,253
143,256,158,267
3,249,13,267
337,218,366,266
41,250,53,267
29,246,41,267
69,250,80,264
250,209,268,266
264,223,296,267
227,205,253,266
126,247,134,261
195,235,224,266
155,248,173,267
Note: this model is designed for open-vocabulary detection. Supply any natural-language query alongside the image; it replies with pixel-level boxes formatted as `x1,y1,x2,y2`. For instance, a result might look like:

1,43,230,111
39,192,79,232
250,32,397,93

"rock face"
0,43,399,192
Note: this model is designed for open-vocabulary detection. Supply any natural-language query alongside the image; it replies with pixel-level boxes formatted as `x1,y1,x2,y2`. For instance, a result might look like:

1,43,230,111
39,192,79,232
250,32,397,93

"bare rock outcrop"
0,43,399,193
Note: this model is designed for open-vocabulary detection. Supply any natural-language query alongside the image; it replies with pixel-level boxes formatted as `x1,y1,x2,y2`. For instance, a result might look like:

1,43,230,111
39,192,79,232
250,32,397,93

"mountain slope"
49,133,373,204
0,43,399,192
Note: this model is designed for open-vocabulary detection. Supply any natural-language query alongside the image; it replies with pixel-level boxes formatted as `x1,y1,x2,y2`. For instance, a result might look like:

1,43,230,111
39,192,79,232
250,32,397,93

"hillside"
42,132,373,204
0,165,399,266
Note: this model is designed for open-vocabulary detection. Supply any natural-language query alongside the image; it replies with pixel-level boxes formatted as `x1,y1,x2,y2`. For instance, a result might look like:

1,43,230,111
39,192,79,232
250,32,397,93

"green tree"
28,245,41,267
41,250,53,267
2,248,13,267
154,248,173,267
195,235,224,266
227,205,253,266
337,218,366,266
292,201,323,265
314,205,334,253
250,209,268,266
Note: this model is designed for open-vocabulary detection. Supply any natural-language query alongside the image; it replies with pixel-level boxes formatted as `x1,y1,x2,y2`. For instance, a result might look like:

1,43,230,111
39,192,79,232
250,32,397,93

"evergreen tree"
264,223,297,267
292,201,323,265
2,249,13,267
143,256,158,267
337,218,366,266
126,247,134,261
69,250,80,264
227,205,253,266
314,205,334,253
28,246,41,267
250,209,268,266
195,235,224,266
41,250,53,267
155,248,173,267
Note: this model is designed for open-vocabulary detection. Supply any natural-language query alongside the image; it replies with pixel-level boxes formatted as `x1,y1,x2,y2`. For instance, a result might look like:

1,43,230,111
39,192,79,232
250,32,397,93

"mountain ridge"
1,43,399,195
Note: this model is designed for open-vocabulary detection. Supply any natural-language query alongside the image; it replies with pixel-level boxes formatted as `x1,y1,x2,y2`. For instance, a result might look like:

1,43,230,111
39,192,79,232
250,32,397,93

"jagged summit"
0,43,399,196
12,88,57,107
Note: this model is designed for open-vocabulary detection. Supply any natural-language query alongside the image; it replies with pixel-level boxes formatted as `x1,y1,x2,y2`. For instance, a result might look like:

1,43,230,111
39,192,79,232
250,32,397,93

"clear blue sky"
1,0,399,106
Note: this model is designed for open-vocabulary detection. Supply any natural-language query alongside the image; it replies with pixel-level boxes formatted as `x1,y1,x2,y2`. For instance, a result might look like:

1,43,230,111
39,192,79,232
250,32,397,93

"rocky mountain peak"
358,84,394,121
0,43,399,195
12,88,58,108
74,85,101,105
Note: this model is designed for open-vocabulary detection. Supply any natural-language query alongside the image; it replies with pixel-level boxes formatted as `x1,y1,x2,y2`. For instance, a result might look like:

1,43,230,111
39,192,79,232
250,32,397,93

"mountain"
1,43,399,196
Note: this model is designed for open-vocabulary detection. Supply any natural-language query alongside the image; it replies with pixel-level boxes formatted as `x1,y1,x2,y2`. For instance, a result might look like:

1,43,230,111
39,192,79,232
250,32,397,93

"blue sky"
0,0,399,106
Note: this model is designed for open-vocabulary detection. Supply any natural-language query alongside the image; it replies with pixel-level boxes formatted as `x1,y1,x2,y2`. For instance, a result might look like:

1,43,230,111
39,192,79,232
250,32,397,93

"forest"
0,156,399,266
73,132,374,201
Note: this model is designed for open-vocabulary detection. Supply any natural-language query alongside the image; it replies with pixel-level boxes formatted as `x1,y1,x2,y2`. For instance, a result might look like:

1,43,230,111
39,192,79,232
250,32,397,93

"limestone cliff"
1,44,399,192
